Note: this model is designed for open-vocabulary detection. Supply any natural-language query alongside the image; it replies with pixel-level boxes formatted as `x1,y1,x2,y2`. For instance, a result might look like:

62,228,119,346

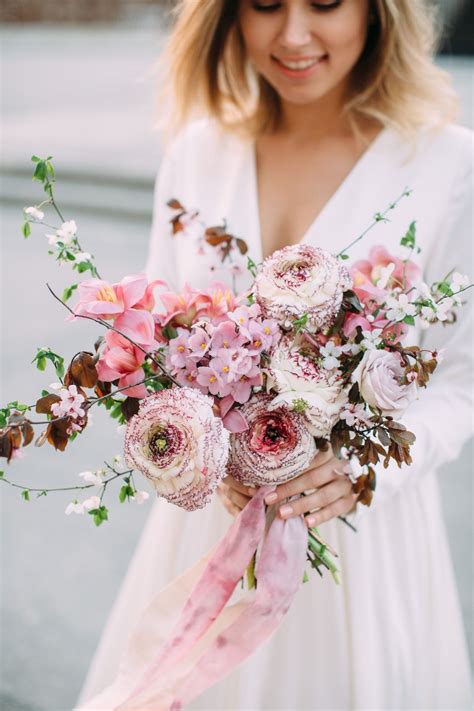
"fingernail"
279,504,293,518
264,492,278,504
306,516,316,528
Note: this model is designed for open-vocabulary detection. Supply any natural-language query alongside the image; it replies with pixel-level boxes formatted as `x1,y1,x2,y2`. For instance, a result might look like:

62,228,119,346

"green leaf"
36,490,48,498
22,221,32,238
62,284,78,302
33,161,47,182
31,155,41,163
88,505,109,527
302,570,309,584
21,490,30,502
403,315,415,326
0,470,4,478
400,220,417,250
36,356,47,371
293,313,309,332
339,253,350,260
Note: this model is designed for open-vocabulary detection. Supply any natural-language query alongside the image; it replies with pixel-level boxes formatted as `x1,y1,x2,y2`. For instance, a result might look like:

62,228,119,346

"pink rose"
227,392,316,487
352,350,417,418
124,388,229,510
255,244,351,332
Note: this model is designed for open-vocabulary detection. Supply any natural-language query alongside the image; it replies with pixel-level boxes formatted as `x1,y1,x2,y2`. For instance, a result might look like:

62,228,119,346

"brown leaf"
0,430,13,460
377,427,391,447
94,380,112,398
389,429,416,447
46,418,71,452
205,232,232,247
36,393,61,414
235,238,249,255
167,198,185,211
170,215,185,235
67,352,98,388
121,397,140,421
21,421,34,447
35,430,49,448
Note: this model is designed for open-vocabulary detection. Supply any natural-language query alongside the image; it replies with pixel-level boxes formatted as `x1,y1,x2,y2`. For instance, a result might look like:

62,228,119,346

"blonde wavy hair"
157,0,458,140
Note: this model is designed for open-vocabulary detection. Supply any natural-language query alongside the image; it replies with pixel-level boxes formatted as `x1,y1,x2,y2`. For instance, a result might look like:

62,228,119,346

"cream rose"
124,388,229,510
353,350,418,418
254,244,352,332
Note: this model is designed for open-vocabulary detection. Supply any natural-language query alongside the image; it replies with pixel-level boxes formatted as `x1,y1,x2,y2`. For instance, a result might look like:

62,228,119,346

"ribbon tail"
77,486,270,711
129,513,308,710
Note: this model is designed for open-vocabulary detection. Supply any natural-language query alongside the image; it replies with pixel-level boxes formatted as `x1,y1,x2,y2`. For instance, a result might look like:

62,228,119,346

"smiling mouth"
272,55,327,71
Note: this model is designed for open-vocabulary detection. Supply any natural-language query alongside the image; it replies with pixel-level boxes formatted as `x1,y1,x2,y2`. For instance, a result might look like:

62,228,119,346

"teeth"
278,57,320,70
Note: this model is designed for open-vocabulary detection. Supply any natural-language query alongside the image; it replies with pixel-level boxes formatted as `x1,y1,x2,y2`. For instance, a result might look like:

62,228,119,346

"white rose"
353,350,417,418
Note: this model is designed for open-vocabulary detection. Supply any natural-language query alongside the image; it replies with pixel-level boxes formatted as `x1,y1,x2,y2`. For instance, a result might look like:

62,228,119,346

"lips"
271,54,328,78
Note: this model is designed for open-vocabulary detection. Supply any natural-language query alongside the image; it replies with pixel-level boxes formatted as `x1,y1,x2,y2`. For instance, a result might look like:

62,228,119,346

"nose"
278,6,313,50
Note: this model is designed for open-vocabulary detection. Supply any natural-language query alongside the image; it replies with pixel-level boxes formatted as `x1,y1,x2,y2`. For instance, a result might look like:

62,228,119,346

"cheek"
325,7,369,66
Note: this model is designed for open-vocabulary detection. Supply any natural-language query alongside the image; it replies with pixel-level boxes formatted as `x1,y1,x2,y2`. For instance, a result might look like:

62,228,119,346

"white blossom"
385,293,417,322
65,501,84,515
73,251,91,263
131,490,150,504
24,206,44,221
451,272,470,292
361,328,383,350
78,470,105,486
340,403,372,427
375,262,395,289
56,220,77,244
319,341,341,370
82,495,101,511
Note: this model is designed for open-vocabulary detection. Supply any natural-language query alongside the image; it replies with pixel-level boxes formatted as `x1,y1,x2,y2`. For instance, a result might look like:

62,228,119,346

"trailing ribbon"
76,486,307,710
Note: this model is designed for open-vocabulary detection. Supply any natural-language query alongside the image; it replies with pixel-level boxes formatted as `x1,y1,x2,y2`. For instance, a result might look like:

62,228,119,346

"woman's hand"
216,475,256,517
263,447,357,528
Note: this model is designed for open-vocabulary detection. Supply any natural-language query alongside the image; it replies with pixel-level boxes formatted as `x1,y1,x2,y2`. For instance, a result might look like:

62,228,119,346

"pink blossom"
188,326,212,359
74,273,156,347
230,373,262,404
51,385,86,419
168,330,192,369
351,245,420,292
196,365,232,398
96,331,147,398
209,321,246,356
199,282,237,321
158,283,210,328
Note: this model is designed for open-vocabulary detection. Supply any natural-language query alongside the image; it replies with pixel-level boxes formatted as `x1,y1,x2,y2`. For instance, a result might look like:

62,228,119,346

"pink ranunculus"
124,388,229,511
97,331,147,398
227,392,316,487
255,244,352,332
352,349,418,418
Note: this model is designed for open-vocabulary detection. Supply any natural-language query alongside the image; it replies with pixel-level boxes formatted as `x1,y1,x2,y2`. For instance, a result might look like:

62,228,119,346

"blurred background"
1,1,473,709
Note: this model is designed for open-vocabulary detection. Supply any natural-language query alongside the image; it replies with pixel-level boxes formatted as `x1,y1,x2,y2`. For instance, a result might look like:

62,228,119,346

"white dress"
77,119,473,710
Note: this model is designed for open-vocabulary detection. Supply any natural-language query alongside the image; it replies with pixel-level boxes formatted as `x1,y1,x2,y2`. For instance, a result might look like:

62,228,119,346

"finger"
305,493,358,527
278,478,352,519
216,487,240,517
223,475,257,497
265,459,339,505
311,445,334,467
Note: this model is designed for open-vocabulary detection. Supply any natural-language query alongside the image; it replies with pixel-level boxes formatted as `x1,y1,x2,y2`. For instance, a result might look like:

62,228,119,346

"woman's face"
238,0,371,107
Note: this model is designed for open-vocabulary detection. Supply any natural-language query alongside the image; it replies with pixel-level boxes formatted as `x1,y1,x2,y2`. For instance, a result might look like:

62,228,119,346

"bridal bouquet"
5,156,472,709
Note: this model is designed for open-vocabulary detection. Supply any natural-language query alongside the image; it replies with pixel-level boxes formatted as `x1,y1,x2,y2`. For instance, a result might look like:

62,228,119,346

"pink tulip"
158,283,210,328
97,331,147,398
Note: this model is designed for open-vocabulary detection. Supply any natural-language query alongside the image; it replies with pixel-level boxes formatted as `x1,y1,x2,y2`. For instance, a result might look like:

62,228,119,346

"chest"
255,134,373,259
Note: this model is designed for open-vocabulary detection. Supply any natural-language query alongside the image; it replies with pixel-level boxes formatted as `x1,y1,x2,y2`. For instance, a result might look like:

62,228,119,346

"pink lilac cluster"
163,299,280,430
227,392,316,487
73,274,162,396
124,387,229,511
344,246,420,342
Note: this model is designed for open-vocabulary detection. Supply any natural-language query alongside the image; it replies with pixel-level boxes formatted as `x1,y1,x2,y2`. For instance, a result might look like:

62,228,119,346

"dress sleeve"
144,142,179,290
358,156,474,514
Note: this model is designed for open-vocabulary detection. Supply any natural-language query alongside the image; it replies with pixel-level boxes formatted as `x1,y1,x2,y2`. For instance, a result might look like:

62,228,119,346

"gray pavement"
1,24,473,711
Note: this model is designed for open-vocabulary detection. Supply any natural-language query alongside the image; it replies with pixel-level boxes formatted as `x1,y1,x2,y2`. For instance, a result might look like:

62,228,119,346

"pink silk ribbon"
77,486,307,710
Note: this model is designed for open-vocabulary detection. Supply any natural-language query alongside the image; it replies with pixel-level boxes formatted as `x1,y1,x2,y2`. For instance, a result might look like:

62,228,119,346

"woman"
77,1,472,708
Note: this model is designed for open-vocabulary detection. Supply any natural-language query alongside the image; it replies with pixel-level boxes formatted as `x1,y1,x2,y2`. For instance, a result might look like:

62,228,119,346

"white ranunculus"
266,338,348,437
124,388,229,511
255,244,352,332
353,350,417,418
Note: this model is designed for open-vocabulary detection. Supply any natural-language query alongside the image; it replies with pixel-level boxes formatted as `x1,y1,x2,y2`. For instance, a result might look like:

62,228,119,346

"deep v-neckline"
249,127,389,261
